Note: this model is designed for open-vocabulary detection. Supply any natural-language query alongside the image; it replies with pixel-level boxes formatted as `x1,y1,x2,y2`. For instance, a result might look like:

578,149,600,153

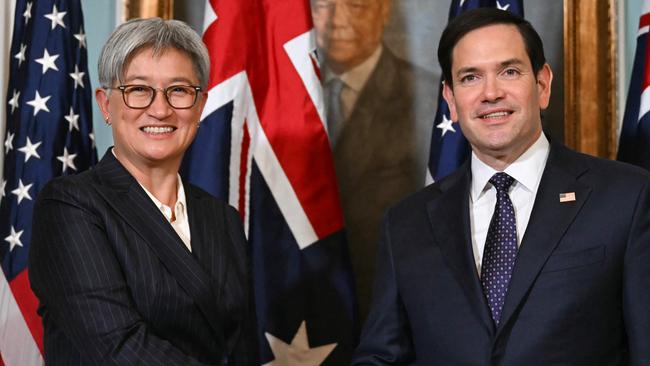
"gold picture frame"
122,0,174,21
564,0,618,159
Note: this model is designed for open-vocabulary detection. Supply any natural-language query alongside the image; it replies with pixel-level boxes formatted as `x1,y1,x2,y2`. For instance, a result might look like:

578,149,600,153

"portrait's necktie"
481,172,518,325
324,77,345,145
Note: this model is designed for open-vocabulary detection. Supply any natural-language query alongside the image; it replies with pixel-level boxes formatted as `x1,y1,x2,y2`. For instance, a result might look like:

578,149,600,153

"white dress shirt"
140,174,192,252
324,45,383,120
469,133,550,274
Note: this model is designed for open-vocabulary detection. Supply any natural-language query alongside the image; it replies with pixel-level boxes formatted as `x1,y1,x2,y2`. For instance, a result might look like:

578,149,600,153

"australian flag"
181,0,358,364
0,0,97,364
427,0,524,183
618,0,650,168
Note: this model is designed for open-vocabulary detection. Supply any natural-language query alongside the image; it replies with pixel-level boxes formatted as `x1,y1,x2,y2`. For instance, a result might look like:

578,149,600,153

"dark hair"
438,7,546,87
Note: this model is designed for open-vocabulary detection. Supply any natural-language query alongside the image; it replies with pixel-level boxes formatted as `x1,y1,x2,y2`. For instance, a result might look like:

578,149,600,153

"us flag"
618,0,650,168
0,0,97,365
181,0,358,364
426,0,524,183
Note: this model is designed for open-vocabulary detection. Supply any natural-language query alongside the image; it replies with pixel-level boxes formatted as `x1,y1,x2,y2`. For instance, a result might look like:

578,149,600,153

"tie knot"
327,77,345,94
489,172,515,192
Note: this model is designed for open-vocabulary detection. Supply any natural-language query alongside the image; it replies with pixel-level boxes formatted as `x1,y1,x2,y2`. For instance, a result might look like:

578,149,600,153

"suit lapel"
426,164,495,333
91,152,226,344
497,144,591,336
186,183,227,309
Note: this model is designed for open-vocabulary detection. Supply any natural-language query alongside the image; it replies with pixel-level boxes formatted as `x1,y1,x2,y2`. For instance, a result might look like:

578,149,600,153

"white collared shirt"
469,133,550,274
324,45,383,120
140,174,192,252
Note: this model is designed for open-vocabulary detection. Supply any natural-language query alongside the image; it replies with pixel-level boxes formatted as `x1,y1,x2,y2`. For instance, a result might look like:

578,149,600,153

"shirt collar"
470,133,550,202
140,174,187,222
324,45,383,92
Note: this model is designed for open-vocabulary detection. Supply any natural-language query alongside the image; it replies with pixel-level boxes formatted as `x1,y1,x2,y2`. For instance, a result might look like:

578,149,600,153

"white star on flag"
65,107,80,131
11,179,33,204
14,43,26,67
0,179,6,201
18,137,42,162
35,49,60,74
436,114,456,137
69,65,85,89
8,90,20,114
57,147,77,173
44,5,67,30
89,133,96,148
23,2,33,24
263,321,337,366
26,91,51,116
496,1,510,11
74,28,87,48
4,132,14,153
4,226,24,252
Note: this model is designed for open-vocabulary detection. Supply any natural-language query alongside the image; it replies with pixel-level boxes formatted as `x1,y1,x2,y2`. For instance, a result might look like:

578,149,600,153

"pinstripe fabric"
28,152,258,365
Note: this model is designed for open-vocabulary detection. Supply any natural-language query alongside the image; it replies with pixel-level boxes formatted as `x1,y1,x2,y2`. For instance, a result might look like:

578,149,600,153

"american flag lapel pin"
559,192,576,202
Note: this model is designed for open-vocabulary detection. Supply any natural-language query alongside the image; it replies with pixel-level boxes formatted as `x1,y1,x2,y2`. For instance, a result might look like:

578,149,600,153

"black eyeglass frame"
105,84,203,110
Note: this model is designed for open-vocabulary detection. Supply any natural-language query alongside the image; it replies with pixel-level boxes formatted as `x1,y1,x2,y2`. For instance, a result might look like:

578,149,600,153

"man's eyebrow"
455,66,480,78
500,58,526,67
454,58,527,78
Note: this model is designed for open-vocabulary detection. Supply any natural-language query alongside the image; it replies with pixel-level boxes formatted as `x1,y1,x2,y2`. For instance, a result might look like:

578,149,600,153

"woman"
29,18,258,365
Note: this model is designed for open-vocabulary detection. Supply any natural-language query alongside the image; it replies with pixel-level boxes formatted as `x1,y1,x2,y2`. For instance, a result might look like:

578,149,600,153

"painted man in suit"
311,0,435,317
29,18,258,365
353,8,650,365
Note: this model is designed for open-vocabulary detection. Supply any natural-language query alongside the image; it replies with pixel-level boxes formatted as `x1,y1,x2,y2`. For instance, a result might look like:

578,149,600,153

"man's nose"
329,2,350,27
482,76,505,102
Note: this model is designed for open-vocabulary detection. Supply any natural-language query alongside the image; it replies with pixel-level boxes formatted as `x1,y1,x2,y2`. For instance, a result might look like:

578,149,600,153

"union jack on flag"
618,0,650,168
427,0,524,183
181,0,358,364
0,1,97,365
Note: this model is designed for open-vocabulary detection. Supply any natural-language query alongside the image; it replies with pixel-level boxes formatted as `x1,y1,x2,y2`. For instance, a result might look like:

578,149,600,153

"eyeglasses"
107,84,202,109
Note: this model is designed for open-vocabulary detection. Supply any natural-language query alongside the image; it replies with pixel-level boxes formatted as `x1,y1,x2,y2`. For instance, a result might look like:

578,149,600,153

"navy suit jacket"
29,152,258,365
352,142,650,365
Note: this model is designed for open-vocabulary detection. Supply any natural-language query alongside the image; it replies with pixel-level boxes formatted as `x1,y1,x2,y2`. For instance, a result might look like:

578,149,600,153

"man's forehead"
451,25,527,64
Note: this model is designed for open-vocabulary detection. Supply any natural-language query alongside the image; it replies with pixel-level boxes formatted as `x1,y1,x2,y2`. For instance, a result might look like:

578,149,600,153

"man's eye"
503,68,520,77
460,75,477,83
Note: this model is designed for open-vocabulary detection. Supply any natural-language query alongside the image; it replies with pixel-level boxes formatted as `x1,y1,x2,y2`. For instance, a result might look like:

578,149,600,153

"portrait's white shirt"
325,45,382,120
469,133,550,274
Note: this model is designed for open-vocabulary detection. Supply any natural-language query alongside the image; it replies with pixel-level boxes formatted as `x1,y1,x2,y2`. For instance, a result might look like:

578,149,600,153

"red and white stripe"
202,0,343,249
0,271,43,365
638,1,650,120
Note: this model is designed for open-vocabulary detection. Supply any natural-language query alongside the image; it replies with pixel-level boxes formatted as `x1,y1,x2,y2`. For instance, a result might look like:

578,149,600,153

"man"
353,8,650,365
311,0,435,317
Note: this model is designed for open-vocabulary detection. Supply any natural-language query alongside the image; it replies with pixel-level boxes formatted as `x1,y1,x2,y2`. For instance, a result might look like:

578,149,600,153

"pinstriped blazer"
29,151,258,365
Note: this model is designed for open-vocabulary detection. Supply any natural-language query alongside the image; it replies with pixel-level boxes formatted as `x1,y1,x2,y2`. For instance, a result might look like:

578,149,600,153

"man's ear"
442,81,458,122
536,63,553,110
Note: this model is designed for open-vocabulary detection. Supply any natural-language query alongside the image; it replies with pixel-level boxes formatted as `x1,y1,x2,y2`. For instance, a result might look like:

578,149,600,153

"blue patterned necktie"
481,172,518,325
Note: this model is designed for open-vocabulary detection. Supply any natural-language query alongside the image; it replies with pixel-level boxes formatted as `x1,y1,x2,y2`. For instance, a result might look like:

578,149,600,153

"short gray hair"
98,18,210,89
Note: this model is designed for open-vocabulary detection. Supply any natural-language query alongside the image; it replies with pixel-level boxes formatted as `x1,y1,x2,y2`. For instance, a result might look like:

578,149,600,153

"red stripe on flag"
640,12,650,29
311,53,321,81
206,0,344,239
239,122,251,222
8,270,44,354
